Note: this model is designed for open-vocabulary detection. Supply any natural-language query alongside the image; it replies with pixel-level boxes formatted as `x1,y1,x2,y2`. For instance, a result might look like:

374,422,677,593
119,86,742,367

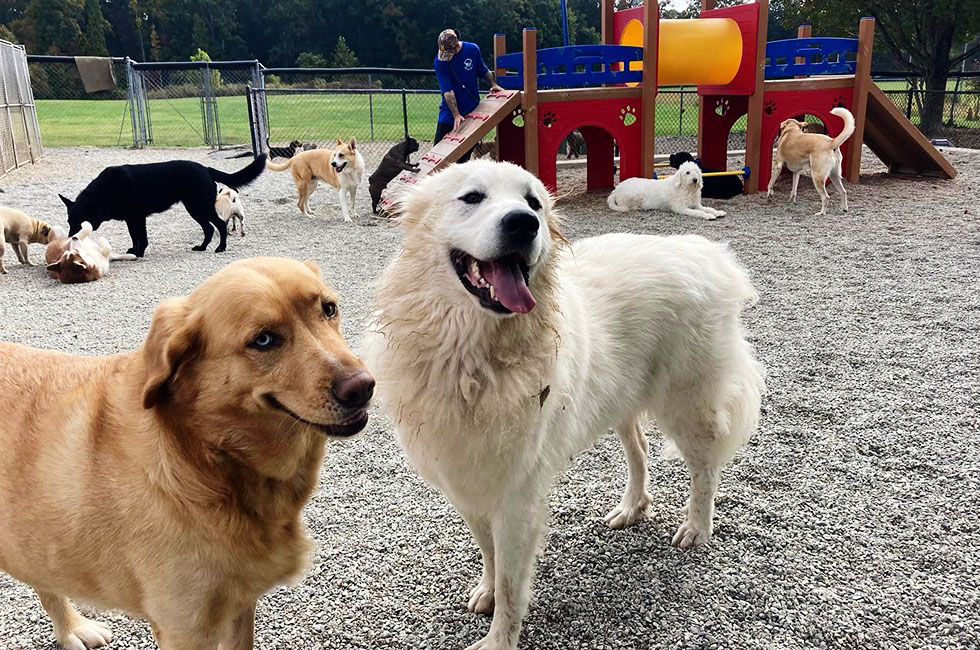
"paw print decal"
833,95,847,108
542,111,557,128
716,98,731,116
763,100,776,115
620,105,637,126
511,109,525,128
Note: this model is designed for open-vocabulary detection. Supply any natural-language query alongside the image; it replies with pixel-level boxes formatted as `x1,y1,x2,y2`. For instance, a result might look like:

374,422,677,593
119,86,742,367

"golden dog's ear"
142,296,199,409
303,259,321,275
349,138,357,151
336,138,344,147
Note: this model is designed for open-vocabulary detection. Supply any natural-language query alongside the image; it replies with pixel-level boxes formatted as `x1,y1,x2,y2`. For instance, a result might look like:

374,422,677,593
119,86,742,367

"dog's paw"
214,244,226,253
467,577,495,614
671,519,712,548
701,214,718,221
191,244,207,252
715,210,726,217
604,491,653,529
57,617,112,650
465,634,514,650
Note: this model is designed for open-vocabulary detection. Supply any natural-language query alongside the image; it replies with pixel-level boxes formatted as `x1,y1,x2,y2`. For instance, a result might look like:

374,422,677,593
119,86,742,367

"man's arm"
483,69,503,93
444,90,464,130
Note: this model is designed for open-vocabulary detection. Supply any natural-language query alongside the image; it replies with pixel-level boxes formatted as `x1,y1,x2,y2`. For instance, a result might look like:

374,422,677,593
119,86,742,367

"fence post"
368,73,375,142
0,47,20,169
679,90,684,136
246,85,259,156
255,62,269,153
905,85,913,120
201,63,217,147
402,89,409,143
126,58,140,148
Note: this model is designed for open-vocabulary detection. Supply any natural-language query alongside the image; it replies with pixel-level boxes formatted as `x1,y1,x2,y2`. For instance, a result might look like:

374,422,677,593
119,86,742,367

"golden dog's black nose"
500,210,539,248
333,371,375,409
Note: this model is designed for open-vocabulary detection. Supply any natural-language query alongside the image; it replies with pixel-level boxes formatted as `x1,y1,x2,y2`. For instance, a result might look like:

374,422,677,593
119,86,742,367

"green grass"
33,80,980,148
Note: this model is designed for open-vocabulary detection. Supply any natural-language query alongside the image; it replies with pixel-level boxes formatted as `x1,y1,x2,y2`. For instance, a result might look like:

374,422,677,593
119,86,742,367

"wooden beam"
523,28,539,176
795,25,811,78
640,0,660,178
743,0,769,193
538,87,643,103
703,0,716,10
763,77,856,92
697,2,715,159
493,34,506,78
845,17,874,184
601,0,615,45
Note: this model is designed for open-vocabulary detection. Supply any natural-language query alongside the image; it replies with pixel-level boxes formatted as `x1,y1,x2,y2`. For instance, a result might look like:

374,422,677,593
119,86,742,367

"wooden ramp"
379,89,523,213
863,84,956,178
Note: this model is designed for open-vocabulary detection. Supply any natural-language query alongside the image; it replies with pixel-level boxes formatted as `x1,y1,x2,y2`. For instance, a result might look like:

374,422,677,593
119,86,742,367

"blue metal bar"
561,0,570,47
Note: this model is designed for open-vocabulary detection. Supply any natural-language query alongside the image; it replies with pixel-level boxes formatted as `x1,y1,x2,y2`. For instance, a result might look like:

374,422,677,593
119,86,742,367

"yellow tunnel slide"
620,18,742,86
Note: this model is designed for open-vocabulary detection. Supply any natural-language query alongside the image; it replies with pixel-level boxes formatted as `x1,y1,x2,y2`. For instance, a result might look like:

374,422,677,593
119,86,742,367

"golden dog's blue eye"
460,191,485,205
525,193,541,211
322,301,337,318
250,331,281,350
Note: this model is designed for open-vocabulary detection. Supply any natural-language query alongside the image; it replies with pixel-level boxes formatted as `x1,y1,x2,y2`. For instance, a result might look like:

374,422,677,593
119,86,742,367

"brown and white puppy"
44,222,136,284
0,205,54,274
267,139,365,221
216,186,246,237
0,257,374,650
767,106,855,215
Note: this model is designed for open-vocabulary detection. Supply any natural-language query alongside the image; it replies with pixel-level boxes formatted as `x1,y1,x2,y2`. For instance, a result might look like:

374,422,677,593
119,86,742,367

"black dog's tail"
208,154,267,189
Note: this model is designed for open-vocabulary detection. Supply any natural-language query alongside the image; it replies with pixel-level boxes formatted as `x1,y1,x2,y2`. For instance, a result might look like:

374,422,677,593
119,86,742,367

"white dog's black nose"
500,210,539,247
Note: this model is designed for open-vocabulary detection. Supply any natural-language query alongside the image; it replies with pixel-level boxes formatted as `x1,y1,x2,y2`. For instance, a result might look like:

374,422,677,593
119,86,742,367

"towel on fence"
74,56,116,93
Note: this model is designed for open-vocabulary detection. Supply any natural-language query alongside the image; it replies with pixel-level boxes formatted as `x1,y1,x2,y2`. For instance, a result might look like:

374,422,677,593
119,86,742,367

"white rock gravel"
0,146,978,649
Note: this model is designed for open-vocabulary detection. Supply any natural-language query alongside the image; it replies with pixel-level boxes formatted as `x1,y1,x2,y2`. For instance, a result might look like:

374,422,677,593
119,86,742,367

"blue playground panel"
496,45,644,90
765,38,858,79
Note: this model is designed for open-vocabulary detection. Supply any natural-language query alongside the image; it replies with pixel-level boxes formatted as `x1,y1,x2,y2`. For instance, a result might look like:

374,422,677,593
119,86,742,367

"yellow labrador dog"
0,257,374,650
767,107,855,215
366,160,765,650
267,139,365,220
1,205,54,274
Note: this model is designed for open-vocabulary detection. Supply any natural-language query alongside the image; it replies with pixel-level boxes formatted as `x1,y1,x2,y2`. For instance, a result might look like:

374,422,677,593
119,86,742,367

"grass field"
33,81,979,149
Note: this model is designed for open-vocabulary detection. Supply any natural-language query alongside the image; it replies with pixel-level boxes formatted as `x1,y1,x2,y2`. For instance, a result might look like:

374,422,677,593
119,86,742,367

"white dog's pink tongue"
483,259,535,314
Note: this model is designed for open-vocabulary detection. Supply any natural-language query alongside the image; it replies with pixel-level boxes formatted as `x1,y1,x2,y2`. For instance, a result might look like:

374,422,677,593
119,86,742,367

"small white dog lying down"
215,186,246,236
366,160,765,650
607,161,726,220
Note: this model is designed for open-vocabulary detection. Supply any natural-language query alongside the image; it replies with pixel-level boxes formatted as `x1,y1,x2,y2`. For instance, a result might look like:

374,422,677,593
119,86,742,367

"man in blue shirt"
433,29,502,162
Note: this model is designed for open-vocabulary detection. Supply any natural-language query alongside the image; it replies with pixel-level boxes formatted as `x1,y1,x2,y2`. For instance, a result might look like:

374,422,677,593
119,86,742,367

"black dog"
266,138,303,159
669,151,743,199
59,155,266,257
369,137,420,214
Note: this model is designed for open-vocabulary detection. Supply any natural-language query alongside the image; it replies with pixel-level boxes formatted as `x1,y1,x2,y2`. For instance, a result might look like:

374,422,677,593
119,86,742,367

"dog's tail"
607,190,627,212
208,154,267,189
265,157,293,172
829,107,855,149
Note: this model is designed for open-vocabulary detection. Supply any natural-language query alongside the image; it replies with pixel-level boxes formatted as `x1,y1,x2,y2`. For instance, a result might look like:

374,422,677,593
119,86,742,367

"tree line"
1,0,977,133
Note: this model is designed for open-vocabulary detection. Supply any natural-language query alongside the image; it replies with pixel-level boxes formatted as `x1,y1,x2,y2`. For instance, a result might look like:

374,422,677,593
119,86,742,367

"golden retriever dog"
365,160,765,650
44,222,137,284
1,205,54,274
766,106,855,215
266,139,365,221
0,257,374,650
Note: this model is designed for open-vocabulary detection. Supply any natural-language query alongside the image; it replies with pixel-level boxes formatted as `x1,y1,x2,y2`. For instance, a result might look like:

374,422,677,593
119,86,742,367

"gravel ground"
1,145,978,650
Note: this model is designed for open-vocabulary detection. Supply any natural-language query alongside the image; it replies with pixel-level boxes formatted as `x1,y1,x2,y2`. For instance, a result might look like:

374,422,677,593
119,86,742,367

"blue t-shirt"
434,41,490,125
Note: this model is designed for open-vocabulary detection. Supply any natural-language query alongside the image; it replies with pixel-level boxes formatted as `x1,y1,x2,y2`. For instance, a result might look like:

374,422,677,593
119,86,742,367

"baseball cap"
437,29,460,62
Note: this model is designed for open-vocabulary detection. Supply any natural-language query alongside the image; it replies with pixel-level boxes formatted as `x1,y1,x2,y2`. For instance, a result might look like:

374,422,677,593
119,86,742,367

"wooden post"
523,28,539,176
697,0,716,160
601,0,615,45
640,0,660,178
795,24,812,78
743,0,769,193
845,17,874,184
493,34,506,78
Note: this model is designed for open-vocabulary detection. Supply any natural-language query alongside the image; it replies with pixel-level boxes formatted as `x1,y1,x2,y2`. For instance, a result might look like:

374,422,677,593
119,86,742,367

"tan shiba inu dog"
267,139,365,221
0,205,54,274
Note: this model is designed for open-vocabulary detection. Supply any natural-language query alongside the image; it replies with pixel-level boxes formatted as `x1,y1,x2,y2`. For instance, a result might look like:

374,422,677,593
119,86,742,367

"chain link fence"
16,54,980,155
0,39,42,178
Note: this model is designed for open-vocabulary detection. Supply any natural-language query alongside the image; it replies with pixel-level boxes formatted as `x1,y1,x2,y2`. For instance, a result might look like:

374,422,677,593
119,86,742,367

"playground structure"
380,0,955,210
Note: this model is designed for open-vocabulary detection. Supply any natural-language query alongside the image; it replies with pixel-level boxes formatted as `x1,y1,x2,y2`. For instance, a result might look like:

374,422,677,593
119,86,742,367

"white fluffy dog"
607,161,726,220
215,186,246,236
365,160,765,650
